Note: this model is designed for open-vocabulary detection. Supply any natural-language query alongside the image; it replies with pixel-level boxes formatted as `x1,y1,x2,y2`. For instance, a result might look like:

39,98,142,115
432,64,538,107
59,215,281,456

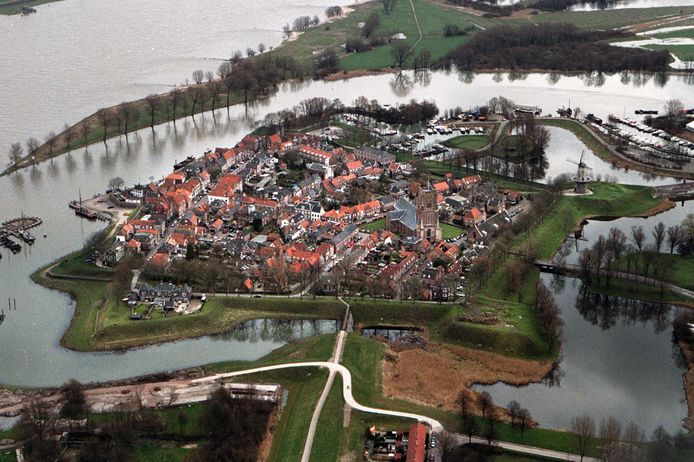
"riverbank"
6,0,694,176
32,262,344,351
0,0,58,15
540,118,694,180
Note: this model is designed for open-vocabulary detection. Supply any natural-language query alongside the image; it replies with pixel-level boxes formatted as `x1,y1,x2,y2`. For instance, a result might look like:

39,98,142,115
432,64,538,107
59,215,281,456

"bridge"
653,182,694,201
534,259,694,300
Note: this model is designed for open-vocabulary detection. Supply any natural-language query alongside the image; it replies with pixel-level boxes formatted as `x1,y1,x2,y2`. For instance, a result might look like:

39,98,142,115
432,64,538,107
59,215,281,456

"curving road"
191,360,444,431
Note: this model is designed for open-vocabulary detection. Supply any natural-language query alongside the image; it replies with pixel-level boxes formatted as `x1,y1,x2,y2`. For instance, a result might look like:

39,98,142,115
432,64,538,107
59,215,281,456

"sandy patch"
382,341,551,419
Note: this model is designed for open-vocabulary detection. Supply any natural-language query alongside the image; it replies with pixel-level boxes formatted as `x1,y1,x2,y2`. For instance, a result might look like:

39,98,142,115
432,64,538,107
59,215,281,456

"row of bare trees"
577,220,691,292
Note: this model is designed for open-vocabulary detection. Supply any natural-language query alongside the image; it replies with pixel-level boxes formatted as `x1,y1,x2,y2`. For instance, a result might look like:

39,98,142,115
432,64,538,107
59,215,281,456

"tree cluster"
325,5,343,17
444,0,522,17
442,23,670,73
189,388,274,462
534,281,564,351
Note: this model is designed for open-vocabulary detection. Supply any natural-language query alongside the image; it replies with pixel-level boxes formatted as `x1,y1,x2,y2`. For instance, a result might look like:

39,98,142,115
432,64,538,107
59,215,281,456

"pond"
474,273,687,434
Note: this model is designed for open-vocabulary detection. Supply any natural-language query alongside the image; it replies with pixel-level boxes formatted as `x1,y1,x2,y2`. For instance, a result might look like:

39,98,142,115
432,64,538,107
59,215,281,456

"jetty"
0,216,42,253
653,182,694,201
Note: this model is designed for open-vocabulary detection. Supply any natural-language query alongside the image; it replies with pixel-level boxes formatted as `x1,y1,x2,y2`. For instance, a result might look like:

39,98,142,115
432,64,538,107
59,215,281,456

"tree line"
441,23,671,73
261,96,438,132
6,50,312,172
18,380,274,462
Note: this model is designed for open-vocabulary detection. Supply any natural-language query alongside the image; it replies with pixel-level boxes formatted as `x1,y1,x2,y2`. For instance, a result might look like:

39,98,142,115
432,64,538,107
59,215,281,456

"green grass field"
616,252,694,292
644,44,694,61
650,28,694,40
441,222,465,239
0,450,15,462
33,264,345,351
443,134,491,150
361,218,385,231
533,6,694,30
310,375,344,461
49,247,114,278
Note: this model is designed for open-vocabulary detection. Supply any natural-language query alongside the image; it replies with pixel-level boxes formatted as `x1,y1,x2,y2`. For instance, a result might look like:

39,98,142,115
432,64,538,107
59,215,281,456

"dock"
653,182,694,201
68,201,111,221
0,216,42,253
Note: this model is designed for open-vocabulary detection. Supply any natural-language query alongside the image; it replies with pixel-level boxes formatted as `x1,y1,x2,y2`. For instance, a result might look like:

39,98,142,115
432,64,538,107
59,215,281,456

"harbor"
0,216,42,254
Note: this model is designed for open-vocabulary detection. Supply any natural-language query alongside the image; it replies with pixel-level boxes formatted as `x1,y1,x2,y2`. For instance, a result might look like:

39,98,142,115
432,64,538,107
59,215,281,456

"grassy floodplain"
9,0,694,173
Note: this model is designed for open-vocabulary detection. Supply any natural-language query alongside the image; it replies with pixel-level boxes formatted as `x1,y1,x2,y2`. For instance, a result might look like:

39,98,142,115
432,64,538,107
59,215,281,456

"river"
0,0,358,157
0,67,693,430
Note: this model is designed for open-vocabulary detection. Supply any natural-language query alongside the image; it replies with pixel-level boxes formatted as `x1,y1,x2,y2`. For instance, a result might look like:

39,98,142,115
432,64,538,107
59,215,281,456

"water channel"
0,59,693,431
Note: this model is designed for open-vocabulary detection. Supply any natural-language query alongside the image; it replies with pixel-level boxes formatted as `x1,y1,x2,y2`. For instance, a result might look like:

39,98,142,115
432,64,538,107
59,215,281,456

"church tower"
416,189,441,242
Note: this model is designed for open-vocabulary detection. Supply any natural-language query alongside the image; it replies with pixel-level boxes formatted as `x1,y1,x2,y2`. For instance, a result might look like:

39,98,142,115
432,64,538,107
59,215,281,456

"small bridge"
653,182,694,201
534,259,581,276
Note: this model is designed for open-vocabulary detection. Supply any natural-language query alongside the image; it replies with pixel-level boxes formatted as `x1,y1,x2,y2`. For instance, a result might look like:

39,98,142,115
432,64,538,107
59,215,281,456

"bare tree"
438,431,459,462
390,41,411,68
652,221,665,253
630,225,646,273
80,121,89,146
517,407,531,436
623,422,645,461
116,102,137,140
599,416,622,462
571,414,596,462
44,131,58,158
457,389,474,418
664,98,684,129
26,137,40,162
8,142,23,168
192,69,205,84
258,43,266,53
144,94,159,130
462,415,478,444
169,88,184,125
507,400,521,426
205,70,214,83
478,391,493,420
667,225,683,254
246,47,256,57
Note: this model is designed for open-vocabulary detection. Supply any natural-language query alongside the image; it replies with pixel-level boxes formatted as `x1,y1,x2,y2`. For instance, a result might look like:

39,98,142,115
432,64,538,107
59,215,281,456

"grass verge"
443,134,491,151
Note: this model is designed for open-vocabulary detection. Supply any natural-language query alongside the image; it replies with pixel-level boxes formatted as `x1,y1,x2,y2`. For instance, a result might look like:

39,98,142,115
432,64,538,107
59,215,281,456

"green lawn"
644,44,694,61
49,247,114,278
134,443,189,462
534,6,694,30
616,252,694,292
443,134,491,151
361,218,385,232
33,263,345,351
0,450,15,462
650,28,694,40
441,222,465,239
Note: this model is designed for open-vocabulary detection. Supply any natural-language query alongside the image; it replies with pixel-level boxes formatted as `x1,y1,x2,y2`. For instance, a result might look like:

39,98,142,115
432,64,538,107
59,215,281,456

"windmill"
567,150,592,194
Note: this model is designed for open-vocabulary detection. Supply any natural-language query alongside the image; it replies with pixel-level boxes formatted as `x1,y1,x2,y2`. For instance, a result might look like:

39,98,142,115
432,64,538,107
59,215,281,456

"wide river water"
2,0,694,433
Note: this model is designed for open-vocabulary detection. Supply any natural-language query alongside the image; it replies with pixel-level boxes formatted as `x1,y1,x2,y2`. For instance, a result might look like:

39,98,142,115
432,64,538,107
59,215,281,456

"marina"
0,216,42,253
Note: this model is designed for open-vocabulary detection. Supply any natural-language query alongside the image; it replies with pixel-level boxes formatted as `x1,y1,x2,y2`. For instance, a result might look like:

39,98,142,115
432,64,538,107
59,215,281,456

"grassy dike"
0,0,59,15
462,182,671,359
32,256,344,351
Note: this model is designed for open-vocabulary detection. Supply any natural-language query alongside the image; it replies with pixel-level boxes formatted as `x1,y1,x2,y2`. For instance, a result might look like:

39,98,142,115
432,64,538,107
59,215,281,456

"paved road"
192,361,444,431
452,434,600,462
300,329,347,462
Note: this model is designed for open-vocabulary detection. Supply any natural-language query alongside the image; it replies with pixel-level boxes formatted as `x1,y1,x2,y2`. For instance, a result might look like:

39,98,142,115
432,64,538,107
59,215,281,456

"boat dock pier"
68,200,112,221
0,216,42,253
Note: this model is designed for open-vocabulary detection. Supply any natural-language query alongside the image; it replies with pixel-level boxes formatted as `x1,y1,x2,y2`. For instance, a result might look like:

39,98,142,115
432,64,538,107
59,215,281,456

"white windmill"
567,150,592,194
